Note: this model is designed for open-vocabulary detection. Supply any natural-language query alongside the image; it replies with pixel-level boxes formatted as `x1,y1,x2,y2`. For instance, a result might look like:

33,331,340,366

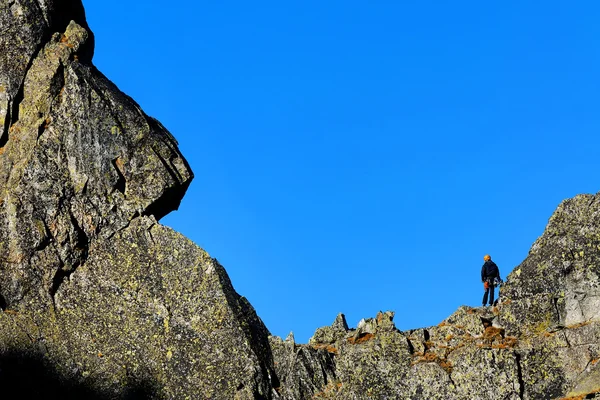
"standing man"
481,254,500,307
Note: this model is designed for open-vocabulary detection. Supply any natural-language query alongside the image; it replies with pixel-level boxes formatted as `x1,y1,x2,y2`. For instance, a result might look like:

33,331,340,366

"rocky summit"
272,194,600,400
0,1,599,399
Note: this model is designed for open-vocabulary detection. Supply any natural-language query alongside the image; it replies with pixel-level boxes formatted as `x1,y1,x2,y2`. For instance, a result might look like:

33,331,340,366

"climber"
481,254,500,307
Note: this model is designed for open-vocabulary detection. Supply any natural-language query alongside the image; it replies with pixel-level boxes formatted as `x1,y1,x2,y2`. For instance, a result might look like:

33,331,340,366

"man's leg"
482,287,489,306
489,281,495,306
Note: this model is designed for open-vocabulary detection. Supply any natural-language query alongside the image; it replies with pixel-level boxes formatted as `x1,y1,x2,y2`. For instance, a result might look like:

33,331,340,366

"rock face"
0,1,276,398
2,1,600,399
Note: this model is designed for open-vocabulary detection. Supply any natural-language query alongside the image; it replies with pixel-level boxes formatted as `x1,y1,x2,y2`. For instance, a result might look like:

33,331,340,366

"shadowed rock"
0,348,157,399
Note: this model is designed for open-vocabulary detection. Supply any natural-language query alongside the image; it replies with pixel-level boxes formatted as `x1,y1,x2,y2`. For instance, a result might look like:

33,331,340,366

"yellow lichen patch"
532,319,552,336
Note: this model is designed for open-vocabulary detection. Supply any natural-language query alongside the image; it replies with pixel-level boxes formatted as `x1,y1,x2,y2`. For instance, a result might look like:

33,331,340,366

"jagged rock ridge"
271,194,600,399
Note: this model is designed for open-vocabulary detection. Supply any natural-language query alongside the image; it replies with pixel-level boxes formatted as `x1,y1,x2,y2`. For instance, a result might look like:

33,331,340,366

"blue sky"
83,1,600,342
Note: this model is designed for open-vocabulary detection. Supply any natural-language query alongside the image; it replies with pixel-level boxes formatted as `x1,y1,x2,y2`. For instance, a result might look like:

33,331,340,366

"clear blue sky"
83,1,600,342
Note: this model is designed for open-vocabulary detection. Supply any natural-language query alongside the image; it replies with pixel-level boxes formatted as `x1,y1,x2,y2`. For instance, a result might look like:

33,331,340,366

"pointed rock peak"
309,314,350,345
376,310,394,322
353,311,397,337
333,313,348,331
285,331,295,344
375,310,396,331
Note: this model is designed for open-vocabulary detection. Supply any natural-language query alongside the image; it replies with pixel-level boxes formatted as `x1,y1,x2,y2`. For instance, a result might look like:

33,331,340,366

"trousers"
482,278,495,306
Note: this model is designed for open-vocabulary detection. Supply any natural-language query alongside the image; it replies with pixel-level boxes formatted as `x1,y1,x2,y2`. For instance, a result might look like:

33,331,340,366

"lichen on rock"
2,1,600,399
269,195,600,399
0,1,276,398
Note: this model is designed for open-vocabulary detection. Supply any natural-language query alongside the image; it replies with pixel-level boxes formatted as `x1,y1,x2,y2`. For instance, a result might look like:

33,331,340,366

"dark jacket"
481,260,499,282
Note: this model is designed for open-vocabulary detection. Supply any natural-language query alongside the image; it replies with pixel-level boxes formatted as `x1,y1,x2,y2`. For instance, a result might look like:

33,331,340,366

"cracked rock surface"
0,1,275,398
2,1,600,399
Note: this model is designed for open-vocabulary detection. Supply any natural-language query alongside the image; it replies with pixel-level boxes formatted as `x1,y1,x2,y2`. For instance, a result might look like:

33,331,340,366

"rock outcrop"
0,1,276,398
271,195,600,399
2,1,600,399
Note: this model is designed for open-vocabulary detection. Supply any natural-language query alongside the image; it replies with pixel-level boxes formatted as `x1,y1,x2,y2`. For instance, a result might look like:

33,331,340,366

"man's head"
484,254,491,261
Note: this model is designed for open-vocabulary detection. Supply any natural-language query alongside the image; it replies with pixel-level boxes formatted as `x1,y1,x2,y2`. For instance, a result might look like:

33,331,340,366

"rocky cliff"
0,1,275,398
271,195,600,400
1,1,599,399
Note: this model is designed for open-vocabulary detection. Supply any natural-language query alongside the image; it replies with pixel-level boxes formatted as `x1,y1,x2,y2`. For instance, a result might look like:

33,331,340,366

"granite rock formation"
271,195,600,399
2,1,600,399
0,1,275,398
